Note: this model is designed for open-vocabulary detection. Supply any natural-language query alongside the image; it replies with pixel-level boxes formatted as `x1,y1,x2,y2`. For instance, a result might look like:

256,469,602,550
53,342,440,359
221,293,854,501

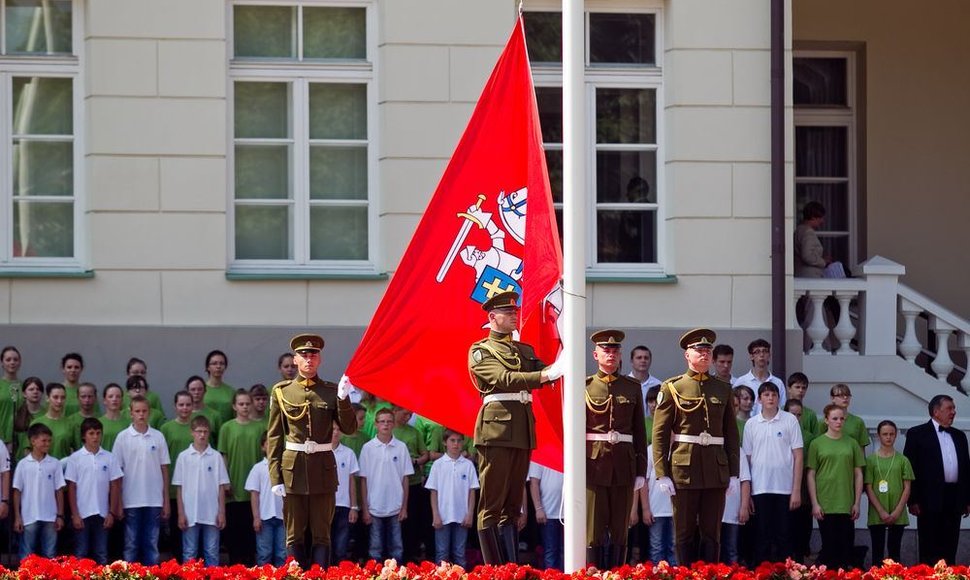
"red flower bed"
2,556,967,580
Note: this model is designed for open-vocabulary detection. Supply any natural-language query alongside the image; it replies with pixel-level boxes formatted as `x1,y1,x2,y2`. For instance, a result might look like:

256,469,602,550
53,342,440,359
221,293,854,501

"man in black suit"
903,394,970,564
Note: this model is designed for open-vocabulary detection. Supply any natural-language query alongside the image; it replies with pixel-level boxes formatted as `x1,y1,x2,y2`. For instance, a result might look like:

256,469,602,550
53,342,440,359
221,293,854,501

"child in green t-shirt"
30,383,75,459
98,383,129,452
14,377,46,458
807,403,865,570
864,420,914,565
219,389,265,565
818,383,870,449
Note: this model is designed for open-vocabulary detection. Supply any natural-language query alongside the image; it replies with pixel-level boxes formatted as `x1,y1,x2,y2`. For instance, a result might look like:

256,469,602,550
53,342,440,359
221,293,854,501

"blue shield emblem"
471,265,522,305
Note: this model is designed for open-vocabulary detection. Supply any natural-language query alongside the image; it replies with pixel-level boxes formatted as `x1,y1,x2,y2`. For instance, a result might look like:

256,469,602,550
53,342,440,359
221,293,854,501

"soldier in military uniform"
585,330,648,569
652,328,740,565
469,291,562,564
267,333,357,568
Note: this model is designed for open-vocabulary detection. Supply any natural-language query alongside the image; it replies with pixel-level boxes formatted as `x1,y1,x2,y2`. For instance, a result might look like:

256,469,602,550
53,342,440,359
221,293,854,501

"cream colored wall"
1,0,792,332
378,1,511,269
613,0,791,330
794,0,970,319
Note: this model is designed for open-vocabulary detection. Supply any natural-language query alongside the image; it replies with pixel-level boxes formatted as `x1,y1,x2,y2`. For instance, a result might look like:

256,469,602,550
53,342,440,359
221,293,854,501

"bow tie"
939,425,948,433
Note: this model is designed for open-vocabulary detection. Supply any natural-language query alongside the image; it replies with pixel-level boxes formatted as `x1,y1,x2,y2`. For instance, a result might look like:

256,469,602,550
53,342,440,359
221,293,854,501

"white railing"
793,255,970,392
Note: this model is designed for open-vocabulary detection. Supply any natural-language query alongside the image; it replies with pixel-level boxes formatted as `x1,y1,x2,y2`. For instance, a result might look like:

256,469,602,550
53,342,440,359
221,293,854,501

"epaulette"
585,376,594,386
271,379,294,392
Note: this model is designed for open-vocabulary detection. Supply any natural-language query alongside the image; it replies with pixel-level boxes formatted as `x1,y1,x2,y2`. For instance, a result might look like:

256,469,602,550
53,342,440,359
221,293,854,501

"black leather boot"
610,544,628,569
586,546,599,568
676,537,697,568
478,527,503,565
498,524,517,564
699,537,720,564
287,544,307,568
311,544,331,568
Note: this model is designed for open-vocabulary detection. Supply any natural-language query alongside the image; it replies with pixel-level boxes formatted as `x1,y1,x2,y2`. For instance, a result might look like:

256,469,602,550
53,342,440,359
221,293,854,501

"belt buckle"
607,430,620,444
698,431,712,446
305,441,319,454
518,391,530,404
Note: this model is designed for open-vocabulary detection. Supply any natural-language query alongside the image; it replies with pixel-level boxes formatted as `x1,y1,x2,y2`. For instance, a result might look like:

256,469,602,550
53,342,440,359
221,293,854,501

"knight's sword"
436,194,487,283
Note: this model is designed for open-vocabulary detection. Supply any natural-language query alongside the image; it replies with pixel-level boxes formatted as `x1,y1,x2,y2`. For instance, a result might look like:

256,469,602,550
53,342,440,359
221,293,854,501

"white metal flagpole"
561,0,588,572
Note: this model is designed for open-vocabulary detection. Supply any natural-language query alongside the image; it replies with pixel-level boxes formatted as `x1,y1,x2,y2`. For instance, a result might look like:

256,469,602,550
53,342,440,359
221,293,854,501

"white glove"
656,476,676,496
337,374,354,400
272,484,286,497
544,357,564,382
727,476,740,496
634,476,645,491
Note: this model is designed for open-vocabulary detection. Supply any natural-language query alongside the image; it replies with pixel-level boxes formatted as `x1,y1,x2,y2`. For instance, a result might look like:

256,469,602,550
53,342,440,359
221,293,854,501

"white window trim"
227,0,379,276
527,0,666,276
0,0,84,273
793,50,858,268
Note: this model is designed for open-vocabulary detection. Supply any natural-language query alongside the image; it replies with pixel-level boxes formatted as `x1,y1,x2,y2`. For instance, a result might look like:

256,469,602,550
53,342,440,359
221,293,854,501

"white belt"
672,433,724,446
483,392,532,405
285,441,333,454
586,431,633,444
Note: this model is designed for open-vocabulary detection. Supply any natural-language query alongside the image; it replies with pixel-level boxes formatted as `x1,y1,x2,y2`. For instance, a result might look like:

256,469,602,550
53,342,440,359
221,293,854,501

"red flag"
344,17,564,470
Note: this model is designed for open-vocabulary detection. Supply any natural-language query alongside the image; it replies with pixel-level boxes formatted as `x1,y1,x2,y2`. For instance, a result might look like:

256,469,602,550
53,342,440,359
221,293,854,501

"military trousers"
477,446,530,529
284,492,335,547
671,487,726,565
586,483,634,546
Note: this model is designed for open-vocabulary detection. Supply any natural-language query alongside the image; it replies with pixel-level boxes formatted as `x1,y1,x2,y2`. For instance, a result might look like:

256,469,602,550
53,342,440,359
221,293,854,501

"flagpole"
561,0,587,572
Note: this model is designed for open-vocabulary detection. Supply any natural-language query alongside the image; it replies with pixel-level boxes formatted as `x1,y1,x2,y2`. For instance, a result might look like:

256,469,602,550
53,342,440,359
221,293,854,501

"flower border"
4,557,968,580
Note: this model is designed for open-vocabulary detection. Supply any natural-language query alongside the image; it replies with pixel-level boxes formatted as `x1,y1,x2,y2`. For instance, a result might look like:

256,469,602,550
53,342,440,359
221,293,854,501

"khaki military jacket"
652,369,740,489
470,330,545,449
267,374,358,495
585,371,648,486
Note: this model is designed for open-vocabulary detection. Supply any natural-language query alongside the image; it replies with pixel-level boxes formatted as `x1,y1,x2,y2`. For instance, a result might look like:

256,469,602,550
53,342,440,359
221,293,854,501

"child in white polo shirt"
528,461,563,570
245,432,285,566
331,423,360,563
173,415,229,566
359,408,413,563
64,417,123,564
112,395,171,565
426,430,479,567
12,423,66,561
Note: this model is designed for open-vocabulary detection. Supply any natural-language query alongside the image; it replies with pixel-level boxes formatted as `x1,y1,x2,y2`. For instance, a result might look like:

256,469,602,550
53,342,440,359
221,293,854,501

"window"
229,1,376,273
793,52,858,268
525,3,663,274
0,0,81,271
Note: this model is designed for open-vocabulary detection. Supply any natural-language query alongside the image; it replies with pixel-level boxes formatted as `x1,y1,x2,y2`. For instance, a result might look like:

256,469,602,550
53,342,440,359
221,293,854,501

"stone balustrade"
793,256,969,391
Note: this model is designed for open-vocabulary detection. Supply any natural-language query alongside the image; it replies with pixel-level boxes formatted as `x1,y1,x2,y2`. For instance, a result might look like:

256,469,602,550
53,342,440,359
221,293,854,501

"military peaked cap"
290,333,324,352
590,329,625,347
679,328,716,350
482,291,520,312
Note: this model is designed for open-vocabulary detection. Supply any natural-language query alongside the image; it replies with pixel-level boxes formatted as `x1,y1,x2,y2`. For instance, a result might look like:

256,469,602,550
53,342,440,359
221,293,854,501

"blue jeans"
124,506,161,565
368,515,403,562
720,522,739,564
182,523,221,566
255,518,286,566
434,522,468,567
331,507,351,562
75,515,109,564
648,516,677,565
20,521,56,561
539,520,564,570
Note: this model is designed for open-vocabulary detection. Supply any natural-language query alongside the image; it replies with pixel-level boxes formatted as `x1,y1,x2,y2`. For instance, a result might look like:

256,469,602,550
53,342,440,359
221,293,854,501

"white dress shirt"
933,418,960,483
